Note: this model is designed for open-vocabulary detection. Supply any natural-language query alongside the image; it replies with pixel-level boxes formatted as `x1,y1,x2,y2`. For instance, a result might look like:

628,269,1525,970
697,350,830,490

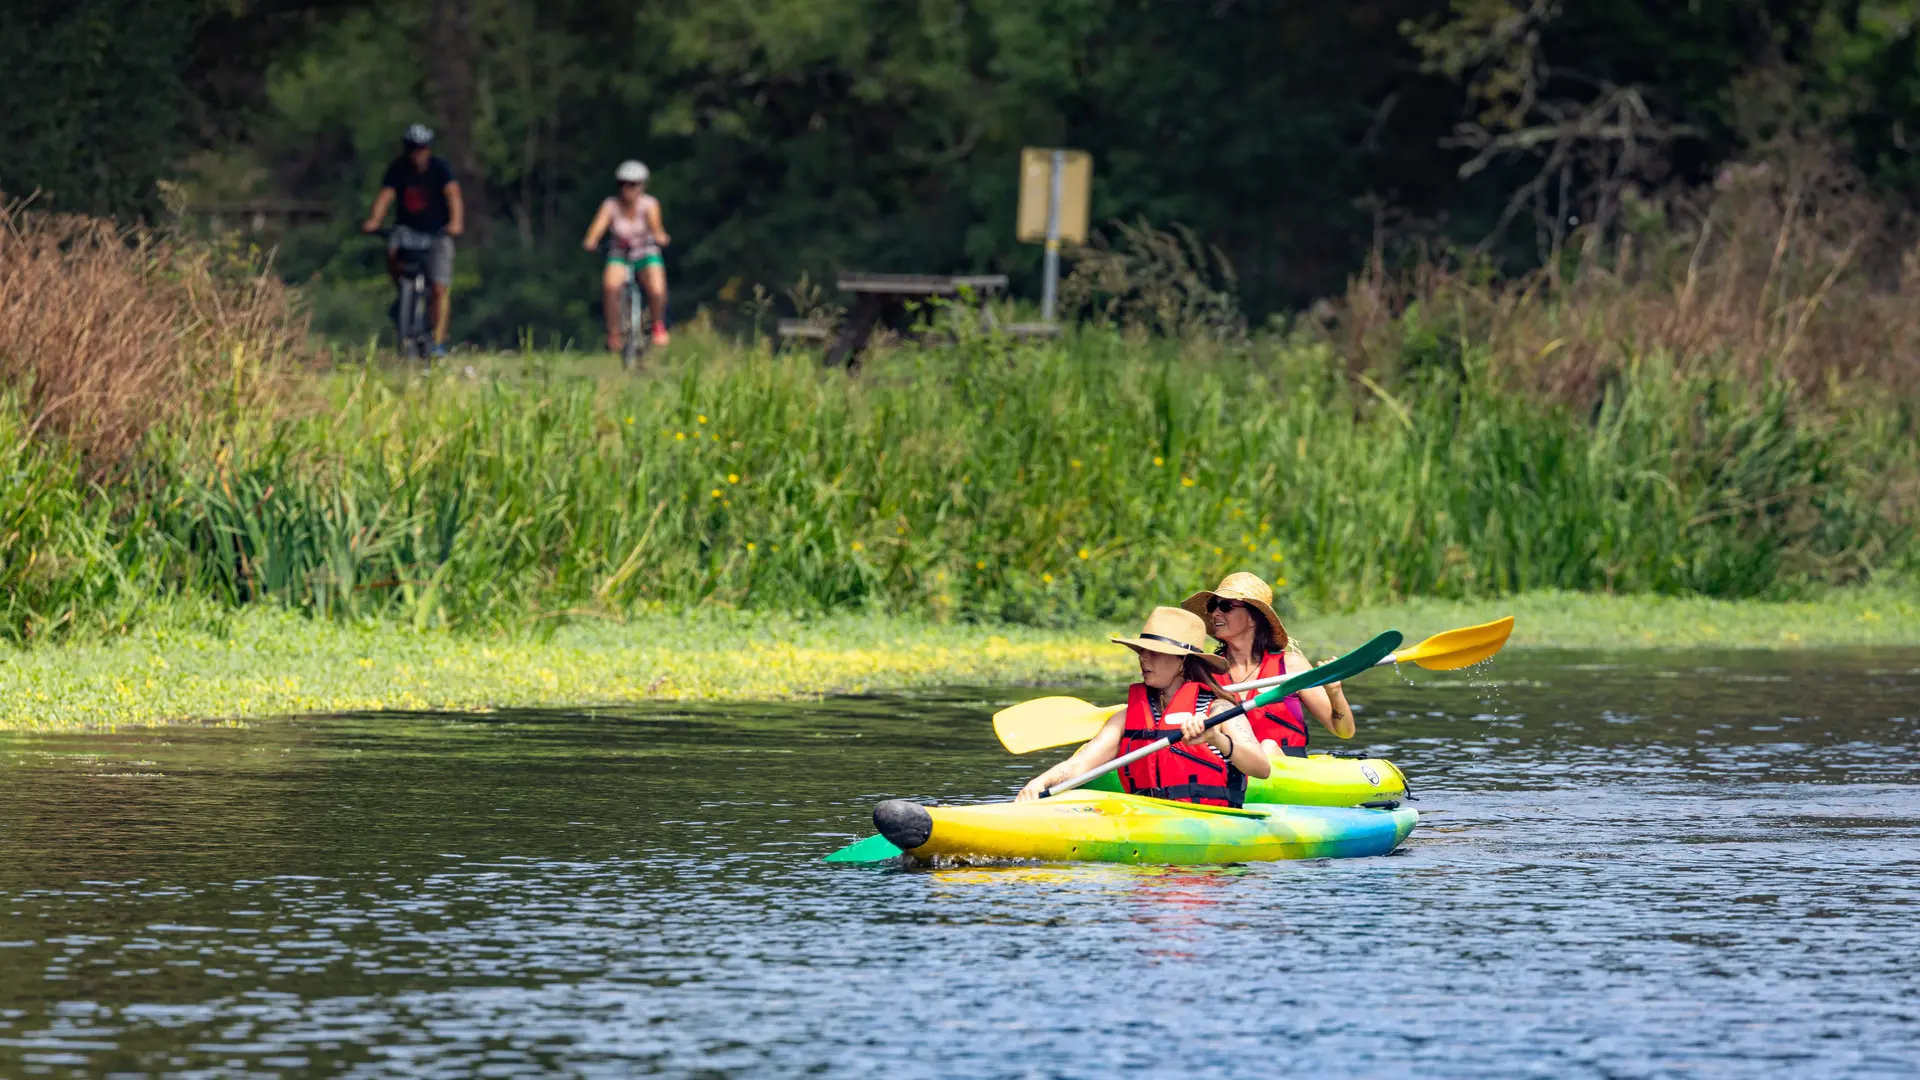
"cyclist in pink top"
582,160,672,350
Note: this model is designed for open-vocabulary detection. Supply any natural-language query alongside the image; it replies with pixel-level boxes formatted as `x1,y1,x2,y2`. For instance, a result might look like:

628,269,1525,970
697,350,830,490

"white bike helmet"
615,160,650,184
404,123,435,147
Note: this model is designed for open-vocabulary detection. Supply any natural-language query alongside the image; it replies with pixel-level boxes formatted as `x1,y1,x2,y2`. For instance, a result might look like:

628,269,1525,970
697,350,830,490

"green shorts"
609,252,664,272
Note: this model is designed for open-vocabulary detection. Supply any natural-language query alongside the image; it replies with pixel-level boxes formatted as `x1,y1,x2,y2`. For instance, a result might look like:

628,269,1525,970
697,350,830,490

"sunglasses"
1206,598,1247,614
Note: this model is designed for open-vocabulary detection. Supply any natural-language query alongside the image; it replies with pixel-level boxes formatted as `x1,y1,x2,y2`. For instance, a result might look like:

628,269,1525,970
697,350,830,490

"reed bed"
17,327,1890,641
0,198,302,470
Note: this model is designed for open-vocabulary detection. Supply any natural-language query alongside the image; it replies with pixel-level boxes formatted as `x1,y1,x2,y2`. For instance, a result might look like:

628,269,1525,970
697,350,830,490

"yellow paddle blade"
1392,615,1515,670
992,696,1122,755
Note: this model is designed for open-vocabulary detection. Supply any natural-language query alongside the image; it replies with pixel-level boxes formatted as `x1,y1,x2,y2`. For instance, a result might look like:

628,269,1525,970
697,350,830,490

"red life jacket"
1116,681,1246,808
1242,652,1310,753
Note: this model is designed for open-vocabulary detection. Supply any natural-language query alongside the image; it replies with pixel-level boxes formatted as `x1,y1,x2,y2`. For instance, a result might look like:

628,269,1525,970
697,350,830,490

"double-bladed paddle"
1035,629,1403,799
821,627,1405,863
992,615,1515,755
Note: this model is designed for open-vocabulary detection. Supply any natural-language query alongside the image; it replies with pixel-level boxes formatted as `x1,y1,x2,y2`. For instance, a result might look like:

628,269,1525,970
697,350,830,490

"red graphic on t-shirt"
403,187,429,213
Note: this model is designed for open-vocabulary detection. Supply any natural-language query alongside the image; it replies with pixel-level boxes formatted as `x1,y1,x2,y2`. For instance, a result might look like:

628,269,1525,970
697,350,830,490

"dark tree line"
8,0,1920,342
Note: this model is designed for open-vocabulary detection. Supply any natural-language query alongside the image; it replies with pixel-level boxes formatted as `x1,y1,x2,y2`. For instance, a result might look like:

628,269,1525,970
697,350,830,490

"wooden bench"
825,272,1010,367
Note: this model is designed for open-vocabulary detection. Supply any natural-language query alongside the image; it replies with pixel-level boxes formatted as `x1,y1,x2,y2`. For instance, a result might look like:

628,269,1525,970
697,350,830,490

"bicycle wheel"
411,277,432,363
622,283,644,370
396,279,419,360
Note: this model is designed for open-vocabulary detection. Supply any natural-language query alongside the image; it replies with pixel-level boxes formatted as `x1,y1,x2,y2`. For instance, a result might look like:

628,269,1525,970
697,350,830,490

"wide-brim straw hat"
1111,606,1231,672
1182,571,1289,651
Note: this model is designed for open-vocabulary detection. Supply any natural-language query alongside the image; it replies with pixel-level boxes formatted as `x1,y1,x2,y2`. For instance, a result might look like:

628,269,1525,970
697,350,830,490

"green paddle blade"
822,833,903,863
1247,629,1404,709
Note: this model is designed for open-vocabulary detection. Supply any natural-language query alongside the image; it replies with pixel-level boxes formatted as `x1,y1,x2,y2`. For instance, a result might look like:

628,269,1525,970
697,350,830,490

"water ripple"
1,648,1916,1076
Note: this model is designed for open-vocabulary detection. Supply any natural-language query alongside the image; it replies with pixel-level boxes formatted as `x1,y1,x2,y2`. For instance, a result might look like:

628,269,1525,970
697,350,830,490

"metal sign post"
1017,148,1091,323
1042,150,1064,321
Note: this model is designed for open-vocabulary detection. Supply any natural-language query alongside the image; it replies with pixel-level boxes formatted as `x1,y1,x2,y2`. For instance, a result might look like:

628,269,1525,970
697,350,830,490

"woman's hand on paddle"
1176,712,1214,746
1316,657,1346,700
1015,777,1049,802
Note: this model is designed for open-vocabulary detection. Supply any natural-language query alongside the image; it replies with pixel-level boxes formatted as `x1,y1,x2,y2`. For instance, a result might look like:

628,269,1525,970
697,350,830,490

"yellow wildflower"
851,541,864,552
698,414,708,424
747,542,757,552
1042,573,1054,584
1077,548,1090,560
1070,459,1082,469
975,560,986,570
1181,476,1195,487
675,432,686,441
1152,455,1164,467
727,473,740,484
710,489,722,498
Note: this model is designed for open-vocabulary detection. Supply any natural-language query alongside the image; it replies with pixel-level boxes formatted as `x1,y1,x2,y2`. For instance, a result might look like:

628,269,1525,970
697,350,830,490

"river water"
0,650,1916,1077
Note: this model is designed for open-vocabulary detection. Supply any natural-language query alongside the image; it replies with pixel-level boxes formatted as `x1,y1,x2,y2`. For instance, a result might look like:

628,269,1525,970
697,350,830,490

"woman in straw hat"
1016,606,1270,805
1183,572,1355,756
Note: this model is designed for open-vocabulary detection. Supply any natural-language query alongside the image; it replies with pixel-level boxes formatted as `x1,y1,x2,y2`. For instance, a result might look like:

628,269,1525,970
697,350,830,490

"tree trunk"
429,0,485,245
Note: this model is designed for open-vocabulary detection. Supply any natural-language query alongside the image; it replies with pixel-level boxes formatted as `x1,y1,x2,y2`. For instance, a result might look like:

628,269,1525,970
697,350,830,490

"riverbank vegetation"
3,315,1913,645
9,31,1920,731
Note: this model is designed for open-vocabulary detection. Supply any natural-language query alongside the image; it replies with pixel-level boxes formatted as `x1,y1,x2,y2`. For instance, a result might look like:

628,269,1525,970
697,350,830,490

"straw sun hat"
1182,571,1289,651
1111,606,1231,672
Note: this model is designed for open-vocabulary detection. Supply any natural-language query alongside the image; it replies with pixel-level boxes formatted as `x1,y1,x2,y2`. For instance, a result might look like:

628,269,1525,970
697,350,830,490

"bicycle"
377,226,438,363
614,256,651,371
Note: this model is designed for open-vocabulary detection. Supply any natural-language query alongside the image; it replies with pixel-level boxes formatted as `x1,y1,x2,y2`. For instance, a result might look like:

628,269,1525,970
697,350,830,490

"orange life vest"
1115,681,1246,807
1240,651,1310,752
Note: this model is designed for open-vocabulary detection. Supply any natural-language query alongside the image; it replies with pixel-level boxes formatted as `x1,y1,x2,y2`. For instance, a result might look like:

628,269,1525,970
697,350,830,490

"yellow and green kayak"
1081,751,1408,806
837,790,1417,865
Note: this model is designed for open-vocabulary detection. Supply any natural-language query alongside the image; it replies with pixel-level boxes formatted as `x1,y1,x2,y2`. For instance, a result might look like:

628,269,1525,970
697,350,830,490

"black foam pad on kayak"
873,800,933,851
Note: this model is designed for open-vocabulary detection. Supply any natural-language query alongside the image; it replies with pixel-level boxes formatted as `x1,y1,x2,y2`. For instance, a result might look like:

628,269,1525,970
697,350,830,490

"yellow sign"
1017,148,1091,245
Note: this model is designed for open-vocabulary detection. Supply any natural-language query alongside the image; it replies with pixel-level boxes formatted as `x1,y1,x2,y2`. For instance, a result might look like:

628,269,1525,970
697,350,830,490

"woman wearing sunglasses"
1181,572,1355,756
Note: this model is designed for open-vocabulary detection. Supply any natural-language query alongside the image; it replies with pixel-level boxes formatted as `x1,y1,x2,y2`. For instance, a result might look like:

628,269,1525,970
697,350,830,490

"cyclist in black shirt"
360,124,465,355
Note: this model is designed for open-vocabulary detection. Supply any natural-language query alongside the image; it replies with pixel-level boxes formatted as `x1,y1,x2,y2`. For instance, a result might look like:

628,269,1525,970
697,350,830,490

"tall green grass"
6,324,1892,641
